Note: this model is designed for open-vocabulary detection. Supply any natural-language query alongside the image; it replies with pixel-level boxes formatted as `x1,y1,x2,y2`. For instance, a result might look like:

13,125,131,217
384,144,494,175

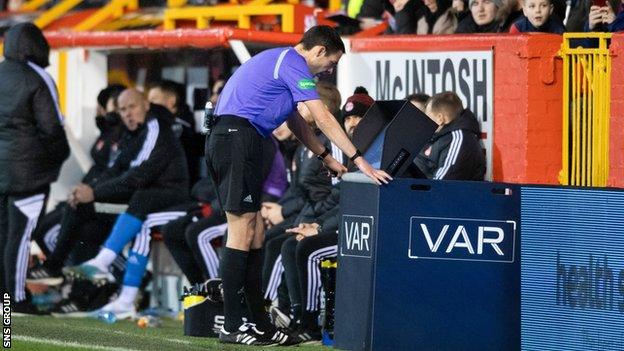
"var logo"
408,217,516,263
340,215,374,258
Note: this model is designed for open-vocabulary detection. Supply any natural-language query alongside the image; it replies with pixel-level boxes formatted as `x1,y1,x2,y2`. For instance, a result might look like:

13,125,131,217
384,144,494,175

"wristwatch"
350,149,362,162
316,146,330,161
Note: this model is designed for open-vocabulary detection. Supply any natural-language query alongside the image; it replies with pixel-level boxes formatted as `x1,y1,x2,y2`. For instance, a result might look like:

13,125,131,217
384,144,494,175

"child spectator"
509,0,565,33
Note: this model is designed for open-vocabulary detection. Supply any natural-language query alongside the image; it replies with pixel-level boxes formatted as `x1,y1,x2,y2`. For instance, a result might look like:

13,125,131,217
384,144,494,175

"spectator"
148,80,203,186
509,0,566,33
407,93,431,111
357,0,398,30
410,91,486,180
342,87,375,138
60,88,189,319
585,0,624,32
0,23,70,315
395,0,458,34
456,0,505,33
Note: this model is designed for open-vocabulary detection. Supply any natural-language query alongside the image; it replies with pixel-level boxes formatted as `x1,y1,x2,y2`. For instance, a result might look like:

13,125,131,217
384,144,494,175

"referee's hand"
323,156,348,178
354,157,393,185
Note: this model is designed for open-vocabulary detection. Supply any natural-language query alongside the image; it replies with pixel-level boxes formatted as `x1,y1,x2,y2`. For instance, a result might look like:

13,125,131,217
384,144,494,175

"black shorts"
205,115,263,213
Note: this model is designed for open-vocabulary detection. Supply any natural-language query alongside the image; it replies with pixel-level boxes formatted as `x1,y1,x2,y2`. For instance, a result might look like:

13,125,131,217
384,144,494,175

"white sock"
117,286,138,306
88,248,117,271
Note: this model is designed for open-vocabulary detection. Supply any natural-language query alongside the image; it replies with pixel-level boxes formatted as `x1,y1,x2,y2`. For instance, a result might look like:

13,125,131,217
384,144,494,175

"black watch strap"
350,149,362,162
317,147,330,160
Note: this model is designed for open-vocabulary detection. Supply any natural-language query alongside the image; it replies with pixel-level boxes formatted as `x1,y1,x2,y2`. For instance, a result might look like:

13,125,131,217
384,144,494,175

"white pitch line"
13,335,140,351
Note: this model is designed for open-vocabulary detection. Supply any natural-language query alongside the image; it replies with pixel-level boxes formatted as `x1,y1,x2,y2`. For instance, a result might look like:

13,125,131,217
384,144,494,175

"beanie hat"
469,0,502,8
342,87,375,119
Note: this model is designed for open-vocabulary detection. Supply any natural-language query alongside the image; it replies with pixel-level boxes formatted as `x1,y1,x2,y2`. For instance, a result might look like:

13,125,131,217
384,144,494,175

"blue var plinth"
335,174,521,351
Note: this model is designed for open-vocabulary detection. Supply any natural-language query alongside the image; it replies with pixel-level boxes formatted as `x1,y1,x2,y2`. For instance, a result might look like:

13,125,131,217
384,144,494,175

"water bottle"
202,101,214,135
97,311,117,324
137,315,162,328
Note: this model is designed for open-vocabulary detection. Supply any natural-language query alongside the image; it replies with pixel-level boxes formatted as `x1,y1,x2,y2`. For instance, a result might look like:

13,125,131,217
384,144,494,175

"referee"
206,25,391,346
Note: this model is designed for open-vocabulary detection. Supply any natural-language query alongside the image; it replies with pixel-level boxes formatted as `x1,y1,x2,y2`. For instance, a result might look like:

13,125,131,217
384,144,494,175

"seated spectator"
59,88,189,319
456,0,504,33
410,92,486,180
509,0,566,33
342,87,375,138
148,80,203,186
407,93,431,111
585,0,624,32
394,0,458,34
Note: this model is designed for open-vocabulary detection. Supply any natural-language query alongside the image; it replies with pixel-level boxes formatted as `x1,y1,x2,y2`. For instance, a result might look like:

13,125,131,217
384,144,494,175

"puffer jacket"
0,23,70,193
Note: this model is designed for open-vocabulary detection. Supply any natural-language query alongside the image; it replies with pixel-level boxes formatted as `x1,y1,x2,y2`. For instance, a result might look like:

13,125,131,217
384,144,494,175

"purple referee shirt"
214,47,320,137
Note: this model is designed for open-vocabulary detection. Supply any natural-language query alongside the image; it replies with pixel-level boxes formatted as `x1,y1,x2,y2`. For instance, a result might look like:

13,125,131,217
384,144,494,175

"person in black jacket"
0,23,70,314
60,88,189,318
412,92,486,180
148,80,203,186
31,85,126,262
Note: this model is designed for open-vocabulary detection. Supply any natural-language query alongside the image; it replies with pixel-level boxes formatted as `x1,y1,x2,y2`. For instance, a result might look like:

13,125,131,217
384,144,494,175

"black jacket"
0,23,70,194
413,109,485,180
91,104,189,202
83,113,125,184
279,130,333,219
455,16,503,33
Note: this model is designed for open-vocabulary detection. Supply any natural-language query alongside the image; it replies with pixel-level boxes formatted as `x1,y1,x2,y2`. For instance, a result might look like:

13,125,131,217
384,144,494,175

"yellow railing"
19,0,51,11
33,0,83,28
559,33,612,187
73,0,138,31
163,3,295,32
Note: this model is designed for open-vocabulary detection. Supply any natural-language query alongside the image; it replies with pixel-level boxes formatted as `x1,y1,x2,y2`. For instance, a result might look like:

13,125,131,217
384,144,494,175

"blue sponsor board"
409,216,516,263
521,187,624,351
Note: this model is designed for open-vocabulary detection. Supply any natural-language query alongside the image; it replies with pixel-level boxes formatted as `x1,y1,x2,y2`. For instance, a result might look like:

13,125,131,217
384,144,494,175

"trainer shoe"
12,300,50,316
95,298,136,320
264,327,302,346
293,328,323,346
269,305,291,329
26,263,63,286
218,323,277,346
63,263,115,285
50,298,90,318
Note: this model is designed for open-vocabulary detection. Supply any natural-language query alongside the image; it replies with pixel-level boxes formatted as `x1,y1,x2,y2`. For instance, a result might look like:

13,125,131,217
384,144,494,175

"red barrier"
609,33,624,188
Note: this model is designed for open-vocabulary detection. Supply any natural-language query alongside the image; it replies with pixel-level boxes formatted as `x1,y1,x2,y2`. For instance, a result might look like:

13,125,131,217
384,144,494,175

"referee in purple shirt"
206,25,391,346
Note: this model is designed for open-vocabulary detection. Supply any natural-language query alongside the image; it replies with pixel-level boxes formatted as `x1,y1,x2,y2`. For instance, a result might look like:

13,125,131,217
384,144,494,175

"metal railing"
559,33,612,186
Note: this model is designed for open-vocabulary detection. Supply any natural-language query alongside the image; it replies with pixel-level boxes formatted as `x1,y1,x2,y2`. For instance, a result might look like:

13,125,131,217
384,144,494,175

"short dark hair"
427,92,463,120
151,79,185,108
298,25,345,56
406,93,431,105
97,84,126,109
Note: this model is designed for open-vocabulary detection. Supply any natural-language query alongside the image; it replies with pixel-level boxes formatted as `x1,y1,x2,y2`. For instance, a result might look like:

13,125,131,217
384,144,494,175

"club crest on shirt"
424,146,432,156
96,140,105,151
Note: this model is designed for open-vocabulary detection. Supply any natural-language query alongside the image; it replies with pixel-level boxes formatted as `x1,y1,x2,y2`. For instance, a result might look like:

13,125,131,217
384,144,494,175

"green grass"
9,316,330,350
